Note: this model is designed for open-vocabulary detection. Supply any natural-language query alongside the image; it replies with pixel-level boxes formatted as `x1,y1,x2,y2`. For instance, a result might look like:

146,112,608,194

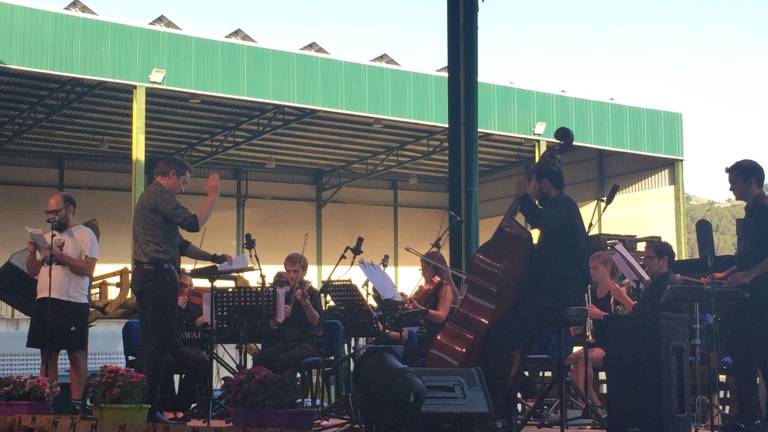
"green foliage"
685,194,745,258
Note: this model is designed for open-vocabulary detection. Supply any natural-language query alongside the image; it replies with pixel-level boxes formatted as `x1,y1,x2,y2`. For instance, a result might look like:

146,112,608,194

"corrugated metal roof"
0,67,534,184
0,1,683,159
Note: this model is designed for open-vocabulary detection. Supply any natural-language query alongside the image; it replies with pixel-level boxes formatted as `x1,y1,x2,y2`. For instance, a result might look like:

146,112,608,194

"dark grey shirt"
132,181,200,265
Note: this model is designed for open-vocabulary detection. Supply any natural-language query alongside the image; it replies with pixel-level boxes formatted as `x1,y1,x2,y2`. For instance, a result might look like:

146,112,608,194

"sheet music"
275,286,288,323
26,226,50,250
217,254,248,272
358,261,399,301
202,292,211,325
610,243,651,287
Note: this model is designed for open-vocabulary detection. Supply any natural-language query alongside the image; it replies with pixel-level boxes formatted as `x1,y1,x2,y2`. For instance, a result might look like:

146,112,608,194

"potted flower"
221,367,315,430
0,375,59,415
87,365,149,423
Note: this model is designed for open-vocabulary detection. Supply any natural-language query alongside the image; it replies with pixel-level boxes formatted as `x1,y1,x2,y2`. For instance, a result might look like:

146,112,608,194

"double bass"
426,127,574,368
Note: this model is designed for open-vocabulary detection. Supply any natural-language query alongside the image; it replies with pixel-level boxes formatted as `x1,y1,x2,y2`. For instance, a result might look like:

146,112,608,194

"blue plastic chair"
121,319,141,369
298,320,344,407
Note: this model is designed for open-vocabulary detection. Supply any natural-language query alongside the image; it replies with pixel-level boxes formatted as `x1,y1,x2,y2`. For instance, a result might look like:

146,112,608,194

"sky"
18,0,768,201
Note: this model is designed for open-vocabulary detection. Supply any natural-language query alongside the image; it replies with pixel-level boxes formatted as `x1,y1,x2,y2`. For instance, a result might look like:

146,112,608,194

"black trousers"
159,345,209,412
253,340,321,373
730,298,768,423
479,294,547,419
133,266,178,413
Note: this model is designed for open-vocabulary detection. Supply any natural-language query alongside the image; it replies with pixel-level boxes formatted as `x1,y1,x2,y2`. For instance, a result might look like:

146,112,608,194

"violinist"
393,251,457,365
480,152,590,426
252,253,323,375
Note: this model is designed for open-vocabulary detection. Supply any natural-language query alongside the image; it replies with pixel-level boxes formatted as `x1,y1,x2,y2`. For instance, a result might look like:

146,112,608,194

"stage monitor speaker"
411,367,492,431
0,251,37,317
602,312,691,432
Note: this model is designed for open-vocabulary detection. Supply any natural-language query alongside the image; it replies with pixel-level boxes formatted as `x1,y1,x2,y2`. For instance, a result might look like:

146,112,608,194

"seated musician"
159,272,209,415
387,250,457,365
633,240,680,313
567,251,635,411
252,253,323,375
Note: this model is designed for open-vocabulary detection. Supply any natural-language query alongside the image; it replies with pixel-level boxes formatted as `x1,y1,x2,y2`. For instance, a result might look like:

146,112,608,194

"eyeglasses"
44,208,65,217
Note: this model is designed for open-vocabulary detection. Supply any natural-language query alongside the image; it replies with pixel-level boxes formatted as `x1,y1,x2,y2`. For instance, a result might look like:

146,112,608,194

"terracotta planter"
230,408,316,430
0,401,50,416
93,404,151,423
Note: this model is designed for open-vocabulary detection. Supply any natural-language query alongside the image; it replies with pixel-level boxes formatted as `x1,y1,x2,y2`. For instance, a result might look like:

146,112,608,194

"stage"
0,414,613,432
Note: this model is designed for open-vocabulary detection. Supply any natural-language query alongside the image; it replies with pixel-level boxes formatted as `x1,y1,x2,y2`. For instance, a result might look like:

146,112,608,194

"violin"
409,275,444,308
178,273,203,306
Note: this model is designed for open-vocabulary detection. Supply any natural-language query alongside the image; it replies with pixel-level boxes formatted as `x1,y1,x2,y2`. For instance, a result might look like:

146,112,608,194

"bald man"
25,192,99,415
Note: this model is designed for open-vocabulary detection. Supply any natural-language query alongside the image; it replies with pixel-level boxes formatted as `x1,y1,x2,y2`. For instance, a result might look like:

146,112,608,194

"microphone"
382,254,390,269
46,216,57,224
605,184,620,206
243,233,256,251
695,219,716,268
349,236,365,266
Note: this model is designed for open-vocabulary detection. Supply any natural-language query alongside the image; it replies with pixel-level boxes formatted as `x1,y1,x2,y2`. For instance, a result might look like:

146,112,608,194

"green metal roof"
0,1,683,158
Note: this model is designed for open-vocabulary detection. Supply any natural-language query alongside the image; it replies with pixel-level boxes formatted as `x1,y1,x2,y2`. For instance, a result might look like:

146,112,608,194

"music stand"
188,264,254,423
320,279,378,339
214,286,275,366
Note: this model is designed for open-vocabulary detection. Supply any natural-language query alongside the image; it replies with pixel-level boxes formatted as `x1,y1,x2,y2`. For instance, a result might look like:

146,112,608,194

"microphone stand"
245,245,266,289
43,221,57,380
325,246,353,285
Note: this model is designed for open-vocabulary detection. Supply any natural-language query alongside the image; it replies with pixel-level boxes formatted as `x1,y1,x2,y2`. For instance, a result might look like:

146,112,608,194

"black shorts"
27,298,89,351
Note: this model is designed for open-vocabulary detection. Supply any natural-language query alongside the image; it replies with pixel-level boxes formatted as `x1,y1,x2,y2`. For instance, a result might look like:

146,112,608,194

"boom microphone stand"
42,215,58,380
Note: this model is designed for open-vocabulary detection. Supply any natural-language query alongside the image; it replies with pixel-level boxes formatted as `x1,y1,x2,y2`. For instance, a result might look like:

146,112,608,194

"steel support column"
235,170,245,253
130,85,146,259
392,181,400,287
447,0,479,273
673,160,687,258
315,180,324,286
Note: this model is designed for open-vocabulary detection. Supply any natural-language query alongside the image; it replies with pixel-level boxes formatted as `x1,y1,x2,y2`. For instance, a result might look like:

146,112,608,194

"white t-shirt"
35,225,99,304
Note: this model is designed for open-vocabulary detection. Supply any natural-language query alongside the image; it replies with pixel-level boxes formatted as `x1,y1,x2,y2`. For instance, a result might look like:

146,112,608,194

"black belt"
133,261,177,272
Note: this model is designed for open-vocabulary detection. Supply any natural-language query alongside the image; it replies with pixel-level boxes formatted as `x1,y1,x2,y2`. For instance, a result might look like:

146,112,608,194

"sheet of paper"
217,254,248,272
26,226,50,250
275,286,288,323
202,292,211,325
358,261,399,301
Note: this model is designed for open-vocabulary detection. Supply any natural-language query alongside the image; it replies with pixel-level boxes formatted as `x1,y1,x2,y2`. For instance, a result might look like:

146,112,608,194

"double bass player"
480,144,590,427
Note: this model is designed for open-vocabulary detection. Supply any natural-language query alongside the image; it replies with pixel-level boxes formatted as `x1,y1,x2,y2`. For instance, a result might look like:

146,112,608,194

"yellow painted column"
130,85,146,257
534,139,547,162
673,160,687,258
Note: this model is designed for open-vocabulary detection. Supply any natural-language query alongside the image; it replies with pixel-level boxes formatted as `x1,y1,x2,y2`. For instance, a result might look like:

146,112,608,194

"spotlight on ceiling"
408,173,418,185
148,68,166,84
264,156,277,169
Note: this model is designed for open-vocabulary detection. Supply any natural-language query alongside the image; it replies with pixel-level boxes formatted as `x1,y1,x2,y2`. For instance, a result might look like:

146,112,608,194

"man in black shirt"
634,241,680,313
253,253,323,375
132,156,232,423
718,160,768,432
480,155,590,424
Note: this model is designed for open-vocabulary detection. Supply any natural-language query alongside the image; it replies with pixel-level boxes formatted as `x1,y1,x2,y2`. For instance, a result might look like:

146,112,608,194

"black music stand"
320,279,378,339
188,264,254,423
213,287,275,367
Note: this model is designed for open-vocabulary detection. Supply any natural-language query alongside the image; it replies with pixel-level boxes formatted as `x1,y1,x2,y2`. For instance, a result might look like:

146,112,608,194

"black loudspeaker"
411,367,492,431
602,312,691,432
0,252,37,317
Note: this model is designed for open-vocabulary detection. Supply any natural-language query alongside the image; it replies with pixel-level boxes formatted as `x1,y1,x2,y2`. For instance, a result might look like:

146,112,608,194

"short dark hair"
153,156,191,178
726,159,765,188
61,192,76,213
284,253,309,273
645,241,675,266
533,158,565,191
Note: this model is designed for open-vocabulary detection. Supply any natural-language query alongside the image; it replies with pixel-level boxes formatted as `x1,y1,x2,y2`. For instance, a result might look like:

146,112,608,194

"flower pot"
93,404,151,423
0,401,50,416
230,408,316,430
